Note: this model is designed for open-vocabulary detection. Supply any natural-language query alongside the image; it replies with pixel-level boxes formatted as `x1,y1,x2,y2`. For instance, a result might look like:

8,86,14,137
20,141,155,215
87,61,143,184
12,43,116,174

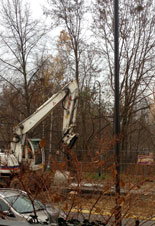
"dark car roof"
0,188,27,198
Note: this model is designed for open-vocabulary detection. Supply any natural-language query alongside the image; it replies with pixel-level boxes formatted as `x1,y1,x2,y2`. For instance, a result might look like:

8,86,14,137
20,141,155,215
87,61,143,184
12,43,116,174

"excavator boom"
11,80,78,164
14,81,78,136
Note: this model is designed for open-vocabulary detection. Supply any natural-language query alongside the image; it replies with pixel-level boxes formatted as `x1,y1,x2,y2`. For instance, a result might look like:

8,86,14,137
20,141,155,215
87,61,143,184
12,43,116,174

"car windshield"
5,195,46,214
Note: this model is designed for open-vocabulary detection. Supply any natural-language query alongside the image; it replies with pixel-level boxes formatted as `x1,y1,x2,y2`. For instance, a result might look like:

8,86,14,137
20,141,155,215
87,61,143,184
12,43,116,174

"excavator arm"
11,80,78,162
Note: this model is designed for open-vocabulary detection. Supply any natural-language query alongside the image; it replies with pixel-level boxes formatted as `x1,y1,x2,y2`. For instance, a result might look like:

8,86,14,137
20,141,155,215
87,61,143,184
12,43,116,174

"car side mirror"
3,210,15,218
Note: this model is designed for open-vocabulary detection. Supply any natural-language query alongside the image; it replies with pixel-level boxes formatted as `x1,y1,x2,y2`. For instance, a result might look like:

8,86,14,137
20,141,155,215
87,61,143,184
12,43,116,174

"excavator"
0,80,78,187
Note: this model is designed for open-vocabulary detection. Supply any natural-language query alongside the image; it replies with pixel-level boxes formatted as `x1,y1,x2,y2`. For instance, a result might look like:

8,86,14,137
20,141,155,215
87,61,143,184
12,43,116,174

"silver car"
0,188,65,224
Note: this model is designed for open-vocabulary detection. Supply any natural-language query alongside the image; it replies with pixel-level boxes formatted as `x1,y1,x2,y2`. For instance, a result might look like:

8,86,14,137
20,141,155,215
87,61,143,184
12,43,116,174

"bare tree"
92,0,155,152
0,0,48,119
44,0,89,85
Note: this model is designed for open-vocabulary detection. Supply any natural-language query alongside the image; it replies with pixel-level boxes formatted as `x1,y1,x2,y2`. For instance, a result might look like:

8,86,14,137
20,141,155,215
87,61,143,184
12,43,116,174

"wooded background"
0,0,154,167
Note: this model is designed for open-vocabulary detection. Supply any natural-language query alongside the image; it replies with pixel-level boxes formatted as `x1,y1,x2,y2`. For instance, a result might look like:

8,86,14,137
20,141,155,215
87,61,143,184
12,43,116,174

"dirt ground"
59,193,155,220
37,182,155,222
34,170,155,221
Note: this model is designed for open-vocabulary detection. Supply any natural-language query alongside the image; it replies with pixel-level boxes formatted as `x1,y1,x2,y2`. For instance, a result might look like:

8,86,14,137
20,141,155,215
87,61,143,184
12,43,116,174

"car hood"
22,210,49,224
21,207,61,224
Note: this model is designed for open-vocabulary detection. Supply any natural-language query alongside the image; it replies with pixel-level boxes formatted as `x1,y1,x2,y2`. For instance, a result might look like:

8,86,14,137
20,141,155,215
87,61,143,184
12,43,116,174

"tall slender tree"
45,0,88,85
0,0,48,118
92,0,155,152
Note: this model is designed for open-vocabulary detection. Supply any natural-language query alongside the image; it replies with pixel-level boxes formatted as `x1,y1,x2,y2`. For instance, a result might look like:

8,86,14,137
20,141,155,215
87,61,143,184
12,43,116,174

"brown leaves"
103,185,110,192
63,203,69,211
95,207,101,213
120,180,125,188
39,138,46,148
117,197,125,205
57,30,71,52
51,194,62,203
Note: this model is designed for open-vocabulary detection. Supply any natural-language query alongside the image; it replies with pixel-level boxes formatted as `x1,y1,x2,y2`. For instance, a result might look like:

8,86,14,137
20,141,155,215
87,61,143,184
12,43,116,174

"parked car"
0,188,65,224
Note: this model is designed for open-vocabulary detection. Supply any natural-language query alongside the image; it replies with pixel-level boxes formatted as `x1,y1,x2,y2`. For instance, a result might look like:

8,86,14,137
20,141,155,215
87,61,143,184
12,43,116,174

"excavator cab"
24,139,45,171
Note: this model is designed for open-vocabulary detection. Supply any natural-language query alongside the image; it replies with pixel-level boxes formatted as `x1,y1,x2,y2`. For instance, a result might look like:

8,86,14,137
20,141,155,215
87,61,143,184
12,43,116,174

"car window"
5,195,45,214
0,199,9,212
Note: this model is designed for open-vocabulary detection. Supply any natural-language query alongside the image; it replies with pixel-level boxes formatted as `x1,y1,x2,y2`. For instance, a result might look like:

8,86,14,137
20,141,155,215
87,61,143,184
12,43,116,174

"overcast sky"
27,0,44,19
26,0,93,53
